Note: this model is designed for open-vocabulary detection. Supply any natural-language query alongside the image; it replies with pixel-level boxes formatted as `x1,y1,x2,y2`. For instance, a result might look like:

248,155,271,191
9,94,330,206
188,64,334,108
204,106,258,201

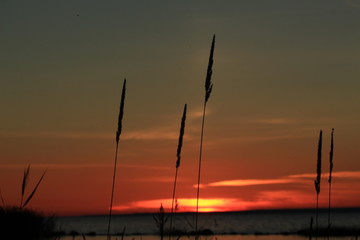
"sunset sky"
1,1,360,216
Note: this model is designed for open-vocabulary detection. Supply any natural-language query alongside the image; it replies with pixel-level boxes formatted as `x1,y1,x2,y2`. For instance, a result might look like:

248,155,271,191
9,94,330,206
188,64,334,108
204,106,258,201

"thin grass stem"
169,168,179,239
195,102,207,240
107,143,120,240
328,128,334,240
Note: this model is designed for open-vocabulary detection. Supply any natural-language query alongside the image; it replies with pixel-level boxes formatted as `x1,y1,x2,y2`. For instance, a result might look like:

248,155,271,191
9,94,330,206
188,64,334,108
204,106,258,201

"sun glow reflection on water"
113,198,242,213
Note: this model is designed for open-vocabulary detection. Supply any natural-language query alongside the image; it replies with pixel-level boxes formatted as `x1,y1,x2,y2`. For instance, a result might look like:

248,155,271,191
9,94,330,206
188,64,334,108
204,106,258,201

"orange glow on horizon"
1,164,360,216
112,198,243,213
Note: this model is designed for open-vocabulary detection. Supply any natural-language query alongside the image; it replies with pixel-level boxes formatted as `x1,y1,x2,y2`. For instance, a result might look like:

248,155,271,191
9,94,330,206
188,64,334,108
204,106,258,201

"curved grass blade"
22,169,47,208
21,165,30,206
0,188,6,206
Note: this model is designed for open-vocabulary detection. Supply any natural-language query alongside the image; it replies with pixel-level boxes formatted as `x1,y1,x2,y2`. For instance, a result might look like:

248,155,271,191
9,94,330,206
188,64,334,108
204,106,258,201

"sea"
56,208,360,240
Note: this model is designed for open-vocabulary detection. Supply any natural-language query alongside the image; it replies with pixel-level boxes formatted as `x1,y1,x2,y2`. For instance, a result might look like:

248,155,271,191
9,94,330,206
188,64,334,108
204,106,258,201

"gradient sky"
1,0,360,216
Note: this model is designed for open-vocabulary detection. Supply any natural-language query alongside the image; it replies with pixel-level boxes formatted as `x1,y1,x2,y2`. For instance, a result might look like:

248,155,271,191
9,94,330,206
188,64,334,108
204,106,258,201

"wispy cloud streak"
253,118,295,125
0,163,170,170
122,130,178,140
1,129,182,141
288,171,360,179
208,179,295,187
1,132,113,140
199,171,360,188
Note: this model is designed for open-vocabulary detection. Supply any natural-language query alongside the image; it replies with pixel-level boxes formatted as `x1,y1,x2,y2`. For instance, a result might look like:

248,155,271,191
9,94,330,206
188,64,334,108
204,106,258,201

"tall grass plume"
314,130,322,240
195,34,215,239
169,104,187,238
107,79,127,240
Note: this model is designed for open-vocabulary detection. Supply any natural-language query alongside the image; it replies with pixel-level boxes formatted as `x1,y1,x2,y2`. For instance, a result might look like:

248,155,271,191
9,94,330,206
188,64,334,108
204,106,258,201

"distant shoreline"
55,208,360,237
61,207,360,217
53,228,360,238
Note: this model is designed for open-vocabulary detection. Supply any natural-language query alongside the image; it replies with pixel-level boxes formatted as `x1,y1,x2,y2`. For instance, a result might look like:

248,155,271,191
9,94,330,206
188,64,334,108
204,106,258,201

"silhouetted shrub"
0,206,57,240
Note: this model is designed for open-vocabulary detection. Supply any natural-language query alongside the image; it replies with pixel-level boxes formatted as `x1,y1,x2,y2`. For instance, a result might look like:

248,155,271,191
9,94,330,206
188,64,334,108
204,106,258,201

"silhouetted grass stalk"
107,79,127,240
20,165,30,207
314,130,322,240
121,226,126,240
327,128,334,240
0,165,45,209
20,165,47,209
0,188,5,206
309,217,313,240
169,104,187,239
195,35,215,239
154,204,167,240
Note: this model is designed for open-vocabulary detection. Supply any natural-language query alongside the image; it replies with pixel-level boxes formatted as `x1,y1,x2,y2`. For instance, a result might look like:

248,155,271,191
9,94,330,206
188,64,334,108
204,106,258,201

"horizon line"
58,206,360,217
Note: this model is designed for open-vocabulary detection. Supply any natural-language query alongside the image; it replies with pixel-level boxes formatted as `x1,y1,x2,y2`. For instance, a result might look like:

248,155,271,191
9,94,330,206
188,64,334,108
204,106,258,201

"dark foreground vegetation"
0,206,61,240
